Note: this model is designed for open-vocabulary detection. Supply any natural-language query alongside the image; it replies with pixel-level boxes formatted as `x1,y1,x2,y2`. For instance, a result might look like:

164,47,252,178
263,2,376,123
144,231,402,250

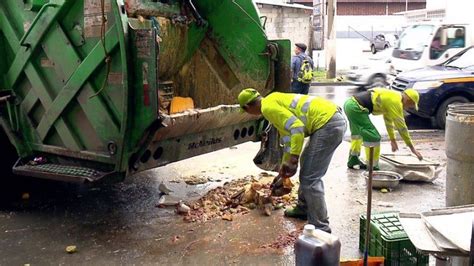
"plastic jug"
295,224,341,266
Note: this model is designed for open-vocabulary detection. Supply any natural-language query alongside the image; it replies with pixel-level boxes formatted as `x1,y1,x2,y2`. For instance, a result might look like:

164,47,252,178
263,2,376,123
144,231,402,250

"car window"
396,25,434,52
430,26,465,59
446,27,465,48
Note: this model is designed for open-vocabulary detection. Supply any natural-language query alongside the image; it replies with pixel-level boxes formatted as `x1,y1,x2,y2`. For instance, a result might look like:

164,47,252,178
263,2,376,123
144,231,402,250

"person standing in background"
291,43,314,95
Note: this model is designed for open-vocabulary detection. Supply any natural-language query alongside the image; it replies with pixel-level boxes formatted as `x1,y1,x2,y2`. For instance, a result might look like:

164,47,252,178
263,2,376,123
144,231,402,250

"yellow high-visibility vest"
261,92,337,163
371,88,412,145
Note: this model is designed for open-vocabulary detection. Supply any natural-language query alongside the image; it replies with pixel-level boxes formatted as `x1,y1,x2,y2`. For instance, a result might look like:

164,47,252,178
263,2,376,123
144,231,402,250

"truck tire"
0,127,17,177
435,96,469,129
371,45,376,54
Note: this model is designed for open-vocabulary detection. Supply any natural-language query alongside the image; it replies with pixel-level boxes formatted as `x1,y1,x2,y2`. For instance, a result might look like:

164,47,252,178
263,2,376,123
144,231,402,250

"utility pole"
326,0,336,78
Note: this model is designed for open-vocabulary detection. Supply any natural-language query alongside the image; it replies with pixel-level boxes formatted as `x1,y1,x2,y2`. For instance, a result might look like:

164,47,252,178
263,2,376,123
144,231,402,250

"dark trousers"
291,80,310,95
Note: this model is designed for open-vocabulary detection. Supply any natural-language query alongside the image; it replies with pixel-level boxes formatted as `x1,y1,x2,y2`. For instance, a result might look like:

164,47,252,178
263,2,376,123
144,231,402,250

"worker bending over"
344,88,423,170
238,88,346,233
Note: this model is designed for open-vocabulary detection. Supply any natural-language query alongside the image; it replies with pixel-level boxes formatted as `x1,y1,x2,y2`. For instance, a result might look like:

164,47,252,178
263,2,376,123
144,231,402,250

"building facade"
292,0,426,15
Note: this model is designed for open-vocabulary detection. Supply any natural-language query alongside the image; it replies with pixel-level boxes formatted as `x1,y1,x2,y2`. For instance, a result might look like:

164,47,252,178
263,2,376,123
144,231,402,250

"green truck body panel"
0,0,291,182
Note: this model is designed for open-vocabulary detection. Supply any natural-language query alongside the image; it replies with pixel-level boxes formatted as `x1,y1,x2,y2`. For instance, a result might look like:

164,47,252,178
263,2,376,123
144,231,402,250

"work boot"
284,206,307,220
347,155,367,170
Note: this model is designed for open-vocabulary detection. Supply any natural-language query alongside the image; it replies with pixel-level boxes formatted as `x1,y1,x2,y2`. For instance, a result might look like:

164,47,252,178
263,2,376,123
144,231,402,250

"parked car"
391,46,474,128
345,48,393,89
370,34,398,54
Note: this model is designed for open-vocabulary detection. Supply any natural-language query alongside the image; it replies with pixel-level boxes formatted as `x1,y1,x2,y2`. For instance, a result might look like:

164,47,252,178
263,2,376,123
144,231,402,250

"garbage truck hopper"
0,0,291,182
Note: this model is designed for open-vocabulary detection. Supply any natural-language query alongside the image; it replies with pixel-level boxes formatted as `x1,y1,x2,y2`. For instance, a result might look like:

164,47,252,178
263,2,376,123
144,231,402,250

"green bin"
359,212,429,266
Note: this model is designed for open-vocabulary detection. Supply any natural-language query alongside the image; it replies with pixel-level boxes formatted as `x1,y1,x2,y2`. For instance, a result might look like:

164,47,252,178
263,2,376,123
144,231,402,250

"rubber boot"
347,155,367,169
284,205,308,220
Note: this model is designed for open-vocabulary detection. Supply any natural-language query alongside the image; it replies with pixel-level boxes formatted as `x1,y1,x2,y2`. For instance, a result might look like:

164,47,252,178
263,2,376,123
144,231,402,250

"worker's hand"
412,149,423,161
279,155,299,178
408,144,423,161
390,139,399,152
279,162,297,178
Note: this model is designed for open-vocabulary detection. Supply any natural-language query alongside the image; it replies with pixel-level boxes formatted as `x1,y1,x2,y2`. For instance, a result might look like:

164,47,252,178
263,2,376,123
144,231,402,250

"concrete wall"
256,2,313,48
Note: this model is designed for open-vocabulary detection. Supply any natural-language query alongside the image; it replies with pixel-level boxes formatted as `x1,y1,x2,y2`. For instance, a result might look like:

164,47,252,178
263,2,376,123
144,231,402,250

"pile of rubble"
181,173,297,223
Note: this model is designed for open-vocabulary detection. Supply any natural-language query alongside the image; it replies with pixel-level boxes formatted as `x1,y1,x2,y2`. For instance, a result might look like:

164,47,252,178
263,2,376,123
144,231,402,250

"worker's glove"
280,163,297,178
270,174,294,197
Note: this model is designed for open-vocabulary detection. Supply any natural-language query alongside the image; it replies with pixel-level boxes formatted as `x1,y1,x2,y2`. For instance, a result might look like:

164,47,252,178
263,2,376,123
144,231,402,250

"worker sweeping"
344,88,423,170
237,88,346,233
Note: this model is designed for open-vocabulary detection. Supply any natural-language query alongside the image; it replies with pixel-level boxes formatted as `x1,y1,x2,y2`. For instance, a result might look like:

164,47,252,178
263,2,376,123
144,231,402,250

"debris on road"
376,201,393,207
184,175,208,185
176,200,191,215
182,173,298,223
222,214,233,221
261,228,303,250
65,245,77,254
158,182,173,194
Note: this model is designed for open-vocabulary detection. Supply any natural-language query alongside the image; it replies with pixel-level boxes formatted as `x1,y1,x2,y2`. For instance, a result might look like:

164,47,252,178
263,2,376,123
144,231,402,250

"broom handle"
364,147,375,266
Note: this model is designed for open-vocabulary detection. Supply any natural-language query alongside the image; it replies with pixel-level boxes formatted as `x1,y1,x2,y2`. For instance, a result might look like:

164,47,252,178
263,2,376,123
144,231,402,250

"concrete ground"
0,86,447,265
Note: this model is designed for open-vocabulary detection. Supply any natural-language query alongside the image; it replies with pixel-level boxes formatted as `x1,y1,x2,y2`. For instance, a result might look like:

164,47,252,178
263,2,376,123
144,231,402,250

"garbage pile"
180,173,298,223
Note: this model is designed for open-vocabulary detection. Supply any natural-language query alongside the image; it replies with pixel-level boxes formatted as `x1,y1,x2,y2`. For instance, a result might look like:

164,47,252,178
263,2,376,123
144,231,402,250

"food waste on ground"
167,173,299,223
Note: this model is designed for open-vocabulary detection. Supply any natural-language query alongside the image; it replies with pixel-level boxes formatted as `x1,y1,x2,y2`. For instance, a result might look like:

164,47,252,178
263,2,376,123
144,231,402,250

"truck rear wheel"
435,96,469,129
0,127,18,177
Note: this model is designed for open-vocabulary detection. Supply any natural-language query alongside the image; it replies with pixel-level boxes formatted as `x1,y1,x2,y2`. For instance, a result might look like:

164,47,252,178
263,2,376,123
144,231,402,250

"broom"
363,147,375,266
340,147,384,266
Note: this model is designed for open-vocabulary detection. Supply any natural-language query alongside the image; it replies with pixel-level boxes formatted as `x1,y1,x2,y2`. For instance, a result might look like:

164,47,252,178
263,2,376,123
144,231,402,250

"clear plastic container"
295,224,341,266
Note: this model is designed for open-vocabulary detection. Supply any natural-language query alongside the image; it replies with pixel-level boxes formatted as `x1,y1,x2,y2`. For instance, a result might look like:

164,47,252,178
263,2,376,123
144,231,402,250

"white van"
389,22,473,75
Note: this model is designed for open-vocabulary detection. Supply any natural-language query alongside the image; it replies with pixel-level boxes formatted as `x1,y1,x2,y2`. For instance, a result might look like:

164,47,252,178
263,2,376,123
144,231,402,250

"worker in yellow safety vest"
344,88,423,170
237,88,346,233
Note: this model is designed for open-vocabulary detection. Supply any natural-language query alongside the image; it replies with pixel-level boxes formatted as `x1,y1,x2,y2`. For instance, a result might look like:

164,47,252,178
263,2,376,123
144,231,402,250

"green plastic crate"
359,212,429,266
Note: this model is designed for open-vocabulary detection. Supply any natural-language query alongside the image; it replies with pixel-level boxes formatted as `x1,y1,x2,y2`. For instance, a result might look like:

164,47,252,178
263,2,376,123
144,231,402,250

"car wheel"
371,45,376,54
435,96,470,129
369,75,387,88
384,45,389,50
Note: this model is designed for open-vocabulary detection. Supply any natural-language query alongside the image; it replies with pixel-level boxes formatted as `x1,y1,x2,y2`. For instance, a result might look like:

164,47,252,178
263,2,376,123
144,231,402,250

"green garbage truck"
0,0,290,182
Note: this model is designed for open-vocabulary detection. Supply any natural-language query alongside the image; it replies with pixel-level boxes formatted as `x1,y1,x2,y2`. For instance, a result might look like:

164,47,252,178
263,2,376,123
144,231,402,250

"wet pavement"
0,86,446,265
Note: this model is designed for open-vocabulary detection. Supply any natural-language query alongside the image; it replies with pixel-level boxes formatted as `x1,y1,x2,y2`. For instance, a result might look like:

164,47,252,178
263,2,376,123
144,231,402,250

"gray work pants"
298,110,347,233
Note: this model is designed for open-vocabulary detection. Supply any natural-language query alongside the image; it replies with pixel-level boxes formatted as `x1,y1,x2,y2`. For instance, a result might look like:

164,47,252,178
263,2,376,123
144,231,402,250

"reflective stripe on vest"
285,116,297,131
281,136,290,144
301,97,315,113
290,127,305,135
290,95,302,109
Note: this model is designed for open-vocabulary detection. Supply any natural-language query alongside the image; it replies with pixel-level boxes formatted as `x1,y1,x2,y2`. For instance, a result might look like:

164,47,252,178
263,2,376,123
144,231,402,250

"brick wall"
256,3,313,48
338,2,426,15
292,1,426,15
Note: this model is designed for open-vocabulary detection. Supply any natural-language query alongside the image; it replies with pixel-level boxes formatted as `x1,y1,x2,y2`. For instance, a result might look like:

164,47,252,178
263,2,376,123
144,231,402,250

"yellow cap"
237,88,260,110
404,88,419,110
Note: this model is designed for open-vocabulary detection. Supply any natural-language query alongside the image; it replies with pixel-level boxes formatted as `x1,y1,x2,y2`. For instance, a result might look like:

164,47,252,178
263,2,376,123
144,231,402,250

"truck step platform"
13,162,109,183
